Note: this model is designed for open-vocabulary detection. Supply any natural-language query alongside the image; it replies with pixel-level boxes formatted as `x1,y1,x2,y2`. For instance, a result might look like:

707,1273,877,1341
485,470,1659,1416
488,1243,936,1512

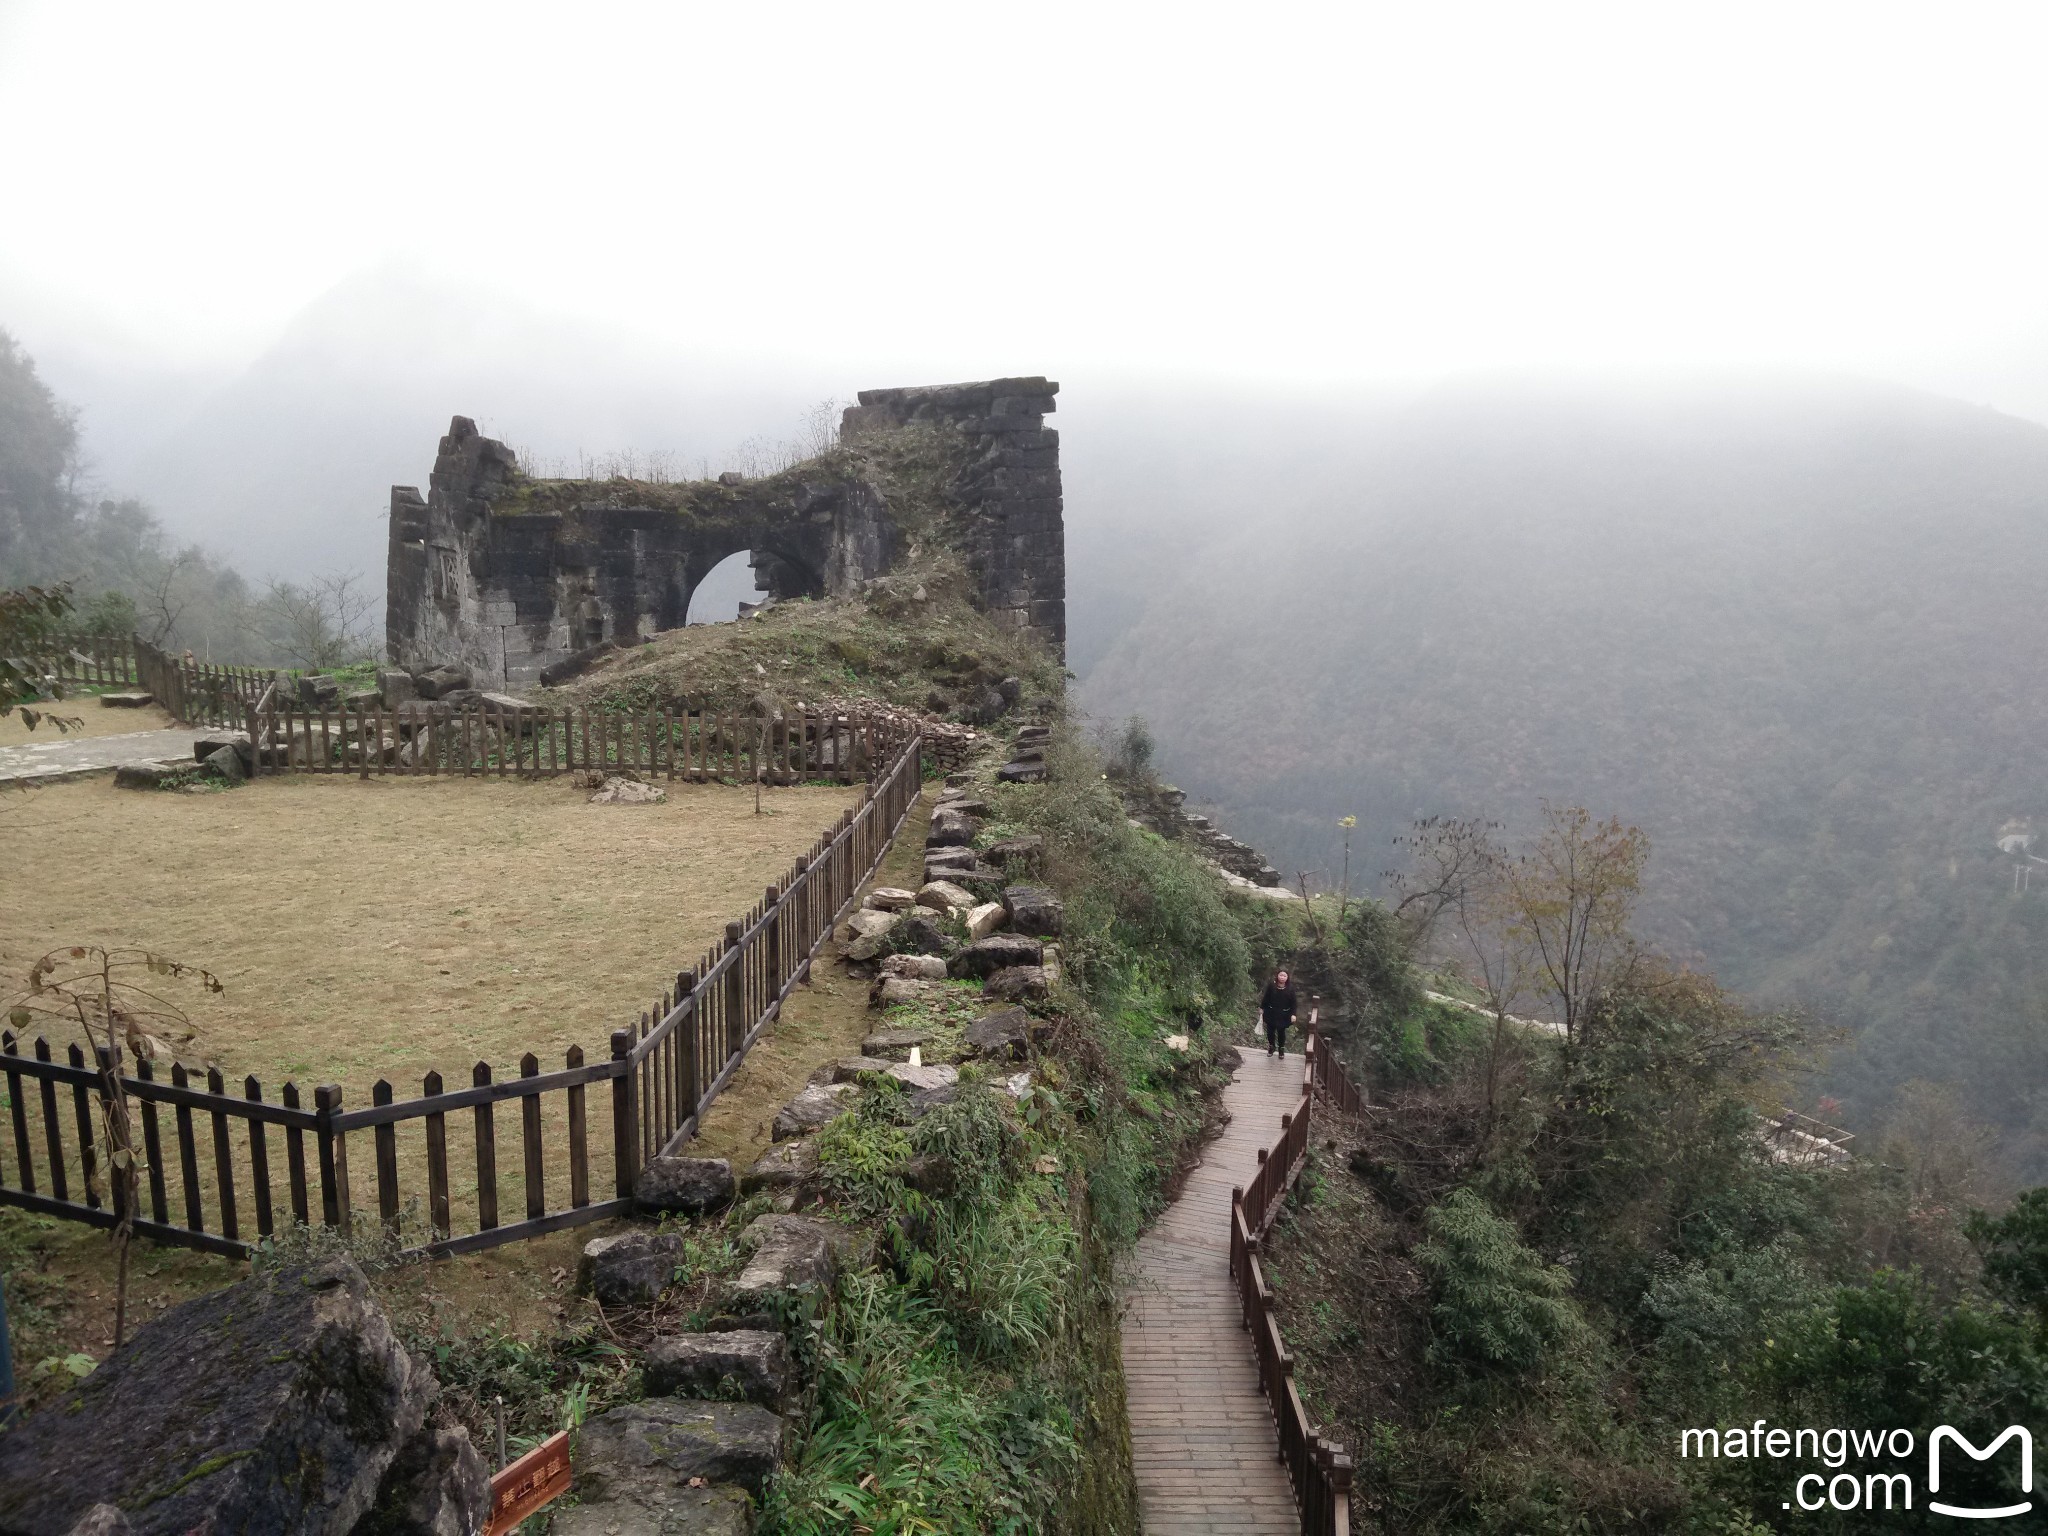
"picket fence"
1229,1007,1362,1536
0,728,925,1261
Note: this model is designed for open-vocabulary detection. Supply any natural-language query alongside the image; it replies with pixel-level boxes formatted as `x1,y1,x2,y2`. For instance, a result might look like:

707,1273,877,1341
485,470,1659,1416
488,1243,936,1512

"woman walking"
1259,968,1298,1057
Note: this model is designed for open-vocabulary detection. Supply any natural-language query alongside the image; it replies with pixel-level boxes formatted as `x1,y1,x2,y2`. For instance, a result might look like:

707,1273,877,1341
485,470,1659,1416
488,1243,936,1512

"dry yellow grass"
0,772,861,1100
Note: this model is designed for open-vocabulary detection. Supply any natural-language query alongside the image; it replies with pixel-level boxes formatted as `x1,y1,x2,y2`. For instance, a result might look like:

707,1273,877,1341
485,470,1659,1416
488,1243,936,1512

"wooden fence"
22,631,140,689
1229,1005,1356,1536
242,695,902,787
133,636,273,729
0,729,925,1262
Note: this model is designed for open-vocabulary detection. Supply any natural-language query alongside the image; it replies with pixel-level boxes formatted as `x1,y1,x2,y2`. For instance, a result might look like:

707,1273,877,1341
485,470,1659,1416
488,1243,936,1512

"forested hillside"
1080,378,2048,1176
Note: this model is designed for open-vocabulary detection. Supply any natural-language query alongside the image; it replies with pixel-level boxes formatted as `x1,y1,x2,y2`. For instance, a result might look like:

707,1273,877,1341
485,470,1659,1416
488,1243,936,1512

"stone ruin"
385,377,1065,689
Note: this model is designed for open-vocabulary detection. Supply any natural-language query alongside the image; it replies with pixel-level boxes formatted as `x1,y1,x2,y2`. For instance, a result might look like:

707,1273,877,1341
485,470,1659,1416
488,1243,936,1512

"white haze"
6,0,2048,601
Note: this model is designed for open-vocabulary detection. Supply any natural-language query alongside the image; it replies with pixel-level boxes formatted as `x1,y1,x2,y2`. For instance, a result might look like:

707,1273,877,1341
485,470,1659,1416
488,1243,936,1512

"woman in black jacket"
1259,969,1298,1057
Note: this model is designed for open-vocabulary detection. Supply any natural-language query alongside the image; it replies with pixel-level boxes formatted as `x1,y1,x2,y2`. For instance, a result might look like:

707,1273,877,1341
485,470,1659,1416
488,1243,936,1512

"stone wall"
841,376,1065,651
386,377,1065,688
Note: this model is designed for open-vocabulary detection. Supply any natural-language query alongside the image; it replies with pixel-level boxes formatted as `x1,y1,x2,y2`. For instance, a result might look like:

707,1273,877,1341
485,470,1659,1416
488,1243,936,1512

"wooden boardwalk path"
1122,1045,1304,1534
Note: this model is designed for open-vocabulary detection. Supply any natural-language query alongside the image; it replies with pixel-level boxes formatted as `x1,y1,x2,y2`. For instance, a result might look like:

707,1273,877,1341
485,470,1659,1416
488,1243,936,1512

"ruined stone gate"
385,377,1065,688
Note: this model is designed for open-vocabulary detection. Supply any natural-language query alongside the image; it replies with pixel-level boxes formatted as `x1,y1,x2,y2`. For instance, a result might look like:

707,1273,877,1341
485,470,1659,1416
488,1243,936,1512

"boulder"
635,1156,736,1216
998,675,1023,704
934,794,991,818
436,688,484,710
843,930,896,964
916,880,977,912
878,953,948,981
111,762,178,790
589,776,666,805
808,1056,894,1086
771,1083,851,1141
1002,885,1064,938
864,886,918,912
893,914,949,954
925,853,988,883
846,908,900,941
948,933,1044,980
985,966,1052,1001
997,759,1047,784
871,977,933,1008
966,684,1008,725
859,1028,933,1061
356,1413,492,1536
964,1006,1031,1061
344,689,382,709
644,1330,791,1407
296,673,341,707
0,1258,435,1536
983,835,1045,872
191,730,251,765
378,668,418,707
578,1231,683,1306
412,664,472,700
741,1139,819,1196
905,1083,962,1118
731,1214,839,1306
965,902,1008,940
97,691,153,708
888,1062,959,1092
925,809,979,847
203,743,248,784
570,1397,783,1500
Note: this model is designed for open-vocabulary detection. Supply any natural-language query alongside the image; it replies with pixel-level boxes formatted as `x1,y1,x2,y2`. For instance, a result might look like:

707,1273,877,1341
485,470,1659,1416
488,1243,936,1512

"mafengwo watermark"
1680,1422,2033,1518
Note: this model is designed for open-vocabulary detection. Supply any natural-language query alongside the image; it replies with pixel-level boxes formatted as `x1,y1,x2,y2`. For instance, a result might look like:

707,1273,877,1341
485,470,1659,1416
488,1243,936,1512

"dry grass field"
0,771,861,1098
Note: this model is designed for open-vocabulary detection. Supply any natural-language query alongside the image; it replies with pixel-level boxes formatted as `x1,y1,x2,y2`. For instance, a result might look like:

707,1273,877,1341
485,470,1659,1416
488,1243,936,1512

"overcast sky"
6,1,2048,405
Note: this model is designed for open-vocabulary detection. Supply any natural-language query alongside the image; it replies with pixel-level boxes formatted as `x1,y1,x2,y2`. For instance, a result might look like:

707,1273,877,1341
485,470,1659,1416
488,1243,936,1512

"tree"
7,947,218,1346
257,571,377,670
1970,1187,2048,1323
1501,803,1647,1046
0,582,79,734
0,328,84,584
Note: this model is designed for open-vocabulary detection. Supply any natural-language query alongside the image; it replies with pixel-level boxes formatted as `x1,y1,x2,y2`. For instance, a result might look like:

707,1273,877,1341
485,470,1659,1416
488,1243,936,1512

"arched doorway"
686,549,768,625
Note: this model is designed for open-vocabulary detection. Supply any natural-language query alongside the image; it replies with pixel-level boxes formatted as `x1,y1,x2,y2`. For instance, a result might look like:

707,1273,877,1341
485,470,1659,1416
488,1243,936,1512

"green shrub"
1417,1188,1589,1378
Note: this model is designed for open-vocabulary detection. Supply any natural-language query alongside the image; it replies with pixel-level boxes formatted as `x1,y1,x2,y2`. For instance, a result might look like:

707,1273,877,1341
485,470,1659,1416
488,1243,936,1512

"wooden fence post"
314,1084,351,1230
723,922,744,1062
610,1029,637,1201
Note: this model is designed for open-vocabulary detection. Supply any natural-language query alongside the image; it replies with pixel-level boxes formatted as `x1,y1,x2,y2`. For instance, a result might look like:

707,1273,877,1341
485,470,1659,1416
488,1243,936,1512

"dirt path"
1121,1045,1303,1535
685,789,931,1171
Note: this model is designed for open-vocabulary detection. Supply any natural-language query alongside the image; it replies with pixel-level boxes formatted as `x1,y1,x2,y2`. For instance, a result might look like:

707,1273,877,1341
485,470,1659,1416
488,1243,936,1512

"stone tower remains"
385,377,1064,688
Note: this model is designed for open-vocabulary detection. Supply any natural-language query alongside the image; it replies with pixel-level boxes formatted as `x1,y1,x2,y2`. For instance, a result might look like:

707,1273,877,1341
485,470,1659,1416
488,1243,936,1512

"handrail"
1228,1003,1356,1535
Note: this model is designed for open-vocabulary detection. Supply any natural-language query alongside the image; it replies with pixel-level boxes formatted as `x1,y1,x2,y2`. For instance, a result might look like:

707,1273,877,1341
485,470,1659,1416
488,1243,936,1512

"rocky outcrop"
0,1258,467,1536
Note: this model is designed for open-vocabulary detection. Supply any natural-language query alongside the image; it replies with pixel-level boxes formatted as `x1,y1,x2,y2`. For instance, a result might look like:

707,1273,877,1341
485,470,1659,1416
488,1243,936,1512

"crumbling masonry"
385,377,1064,688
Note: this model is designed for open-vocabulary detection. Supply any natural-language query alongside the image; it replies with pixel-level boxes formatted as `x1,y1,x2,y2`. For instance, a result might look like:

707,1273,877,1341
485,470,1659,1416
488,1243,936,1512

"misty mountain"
32,266,857,584
1078,377,2048,1175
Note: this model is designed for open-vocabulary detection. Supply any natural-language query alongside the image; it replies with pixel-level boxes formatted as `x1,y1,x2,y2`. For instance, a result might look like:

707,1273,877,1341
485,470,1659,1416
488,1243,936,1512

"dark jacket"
1259,981,1297,1027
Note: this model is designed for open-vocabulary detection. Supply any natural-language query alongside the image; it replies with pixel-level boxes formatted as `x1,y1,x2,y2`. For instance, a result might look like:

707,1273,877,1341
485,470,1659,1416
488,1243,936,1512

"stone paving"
1122,1044,1304,1534
0,727,214,784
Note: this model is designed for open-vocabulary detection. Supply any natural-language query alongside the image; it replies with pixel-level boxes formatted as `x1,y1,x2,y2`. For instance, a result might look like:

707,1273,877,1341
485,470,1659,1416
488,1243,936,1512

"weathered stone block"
860,1028,933,1060
644,1330,791,1407
741,1138,819,1196
635,1156,736,1216
579,1231,683,1306
965,1006,1031,1061
571,1397,783,1499
916,880,976,911
771,1084,851,1141
965,901,1008,940
864,886,918,912
948,933,1043,980
731,1215,838,1307
1002,885,1063,938
878,953,948,981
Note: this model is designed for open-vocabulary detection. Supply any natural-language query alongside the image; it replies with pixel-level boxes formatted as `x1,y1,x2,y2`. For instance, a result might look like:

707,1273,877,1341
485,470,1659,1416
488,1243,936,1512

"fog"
8,3,2048,597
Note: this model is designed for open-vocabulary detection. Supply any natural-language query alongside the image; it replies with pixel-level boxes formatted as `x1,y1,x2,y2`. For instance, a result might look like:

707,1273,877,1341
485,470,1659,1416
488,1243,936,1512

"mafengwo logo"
1929,1426,2032,1520
1679,1422,2033,1517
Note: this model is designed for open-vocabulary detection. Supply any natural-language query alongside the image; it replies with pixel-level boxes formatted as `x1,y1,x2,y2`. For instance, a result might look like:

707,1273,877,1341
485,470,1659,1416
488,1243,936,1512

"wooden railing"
0,731,925,1261
1229,1008,1355,1536
26,631,140,689
243,696,901,786
133,636,273,728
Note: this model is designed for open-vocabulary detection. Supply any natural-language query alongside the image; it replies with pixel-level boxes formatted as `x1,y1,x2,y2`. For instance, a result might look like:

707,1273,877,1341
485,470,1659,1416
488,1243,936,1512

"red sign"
483,1431,572,1535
